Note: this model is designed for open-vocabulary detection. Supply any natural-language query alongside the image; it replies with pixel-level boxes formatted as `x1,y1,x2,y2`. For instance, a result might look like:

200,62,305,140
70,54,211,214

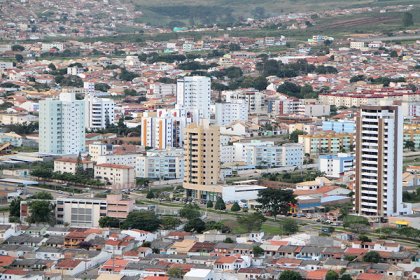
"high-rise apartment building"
84,94,115,130
214,100,248,126
39,92,85,155
355,105,404,217
183,120,221,201
176,76,211,121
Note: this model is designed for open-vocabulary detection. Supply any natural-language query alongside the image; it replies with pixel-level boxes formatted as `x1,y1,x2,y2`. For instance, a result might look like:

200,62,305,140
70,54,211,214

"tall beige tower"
183,120,221,201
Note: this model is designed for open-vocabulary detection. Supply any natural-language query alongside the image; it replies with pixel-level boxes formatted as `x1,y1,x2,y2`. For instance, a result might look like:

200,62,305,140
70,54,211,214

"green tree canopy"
121,210,160,232
179,203,201,220
289,130,307,143
167,267,185,278
161,216,182,230
31,191,53,200
184,218,206,233
9,197,21,218
256,188,296,218
99,216,121,228
12,45,25,51
325,270,339,280
237,212,266,232
28,200,55,224
252,245,264,257
363,251,381,263
206,200,214,208
279,270,303,280
231,202,241,212
214,197,226,210
282,218,299,235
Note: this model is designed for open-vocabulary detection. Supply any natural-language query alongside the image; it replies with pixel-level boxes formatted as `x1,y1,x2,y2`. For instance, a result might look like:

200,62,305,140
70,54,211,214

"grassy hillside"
130,0,419,26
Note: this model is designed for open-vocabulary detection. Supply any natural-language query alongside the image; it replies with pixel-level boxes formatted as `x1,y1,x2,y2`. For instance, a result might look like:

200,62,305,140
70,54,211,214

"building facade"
281,143,304,167
298,132,354,155
94,163,135,189
39,92,85,155
355,106,405,217
319,153,354,178
214,100,248,126
176,76,211,121
183,121,221,201
84,94,115,130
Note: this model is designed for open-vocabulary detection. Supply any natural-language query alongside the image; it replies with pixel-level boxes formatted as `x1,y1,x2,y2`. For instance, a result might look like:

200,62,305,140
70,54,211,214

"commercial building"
183,121,221,201
84,94,115,130
298,132,354,155
322,120,355,133
355,105,408,217
319,153,354,178
94,163,135,190
176,76,211,121
39,92,85,155
135,149,184,179
214,100,248,126
56,194,134,227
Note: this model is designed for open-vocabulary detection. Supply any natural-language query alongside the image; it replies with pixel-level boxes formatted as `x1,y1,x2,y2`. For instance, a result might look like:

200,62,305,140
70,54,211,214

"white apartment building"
214,100,248,126
319,153,354,178
148,82,176,98
135,149,184,179
54,157,94,175
224,90,266,114
298,100,330,117
281,143,304,167
88,142,113,161
84,94,115,130
96,153,138,168
67,66,84,76
39,92,85,155
141,112,175,149
41,42,64,52
84,82,95,94
233,140,281,167
94,163,135,189
176,76,211,121
355,105,408,217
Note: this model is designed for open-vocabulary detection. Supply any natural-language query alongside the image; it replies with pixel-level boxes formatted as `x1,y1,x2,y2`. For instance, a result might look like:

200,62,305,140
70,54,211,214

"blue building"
322,120,355,133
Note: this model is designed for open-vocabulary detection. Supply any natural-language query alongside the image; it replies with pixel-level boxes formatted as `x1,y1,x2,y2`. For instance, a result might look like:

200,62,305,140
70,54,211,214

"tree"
325,270,339,280
161,216,182,230
224,237,234,243
119,68,139,81
404,140,415,151
12,45,25,51
237,212,266,232
79,241,92,250
250,76,268,91
390,50,398,58
94,83,110,92
252,245,264,257
231,202,241,212
363,251,380,263
28,200,55,224
179,204,201,220
279,270,303,280
289,130,307,143
282,218,299,235
146,190,155,199
402,12,414,27
277,81,301,97
214,197,226,210
31,191,53,200
99,216,120,228
340,275,352,280
228,43,241,52
206,200,214,208
358,235,371,242
121,211,160,231
256,188,296,219
9,197,21,218
15,54,24,63
184,218,206,233
167,267,185,278
57,75,83,87
48,63,57,71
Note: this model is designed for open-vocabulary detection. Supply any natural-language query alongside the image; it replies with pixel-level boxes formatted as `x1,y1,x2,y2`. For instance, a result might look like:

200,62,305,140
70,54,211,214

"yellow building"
183,121,221,201
403,124,420,149
298,132,354,155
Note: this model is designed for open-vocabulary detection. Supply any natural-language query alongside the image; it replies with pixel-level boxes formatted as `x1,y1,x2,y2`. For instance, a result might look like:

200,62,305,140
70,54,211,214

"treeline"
350,75,406,86
257,59,337,78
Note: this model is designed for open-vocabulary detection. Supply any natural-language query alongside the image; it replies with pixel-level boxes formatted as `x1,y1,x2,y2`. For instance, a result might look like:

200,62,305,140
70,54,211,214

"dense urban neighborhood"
0,0,420,279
